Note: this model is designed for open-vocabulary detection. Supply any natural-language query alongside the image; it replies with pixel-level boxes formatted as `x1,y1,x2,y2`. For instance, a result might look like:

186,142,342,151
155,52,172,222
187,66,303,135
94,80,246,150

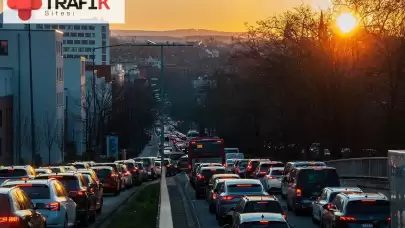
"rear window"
297,169,340,187
73,164,86,169
50,167,64,173
35,175,80,191
346,200,389,214
125,163,135,169
190,140,222,154
251,161,260,168
214,182,225,190
0,195,11,216
94,168,112,178
260,164,271,170
226,160,234,164
241,222,289,228
155,162,161,167
16,185,50,199
94,164,118,172
139,159,151,167
202,169,225,177
0,169,27,177
228,184,262,193
244,201,283,214
270,170,284,176
269,163,284,168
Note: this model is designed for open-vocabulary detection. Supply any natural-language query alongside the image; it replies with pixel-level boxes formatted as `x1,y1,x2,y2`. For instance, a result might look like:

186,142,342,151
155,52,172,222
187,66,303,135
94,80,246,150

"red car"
91,166,121,196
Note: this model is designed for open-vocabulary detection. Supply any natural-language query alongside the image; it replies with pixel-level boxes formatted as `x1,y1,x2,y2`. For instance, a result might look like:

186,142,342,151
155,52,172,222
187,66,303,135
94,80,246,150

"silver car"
216,179,269,226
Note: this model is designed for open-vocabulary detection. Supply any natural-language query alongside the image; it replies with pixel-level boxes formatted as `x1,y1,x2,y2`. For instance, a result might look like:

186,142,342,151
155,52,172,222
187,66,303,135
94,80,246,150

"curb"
90,180,159,228
158,168,174,228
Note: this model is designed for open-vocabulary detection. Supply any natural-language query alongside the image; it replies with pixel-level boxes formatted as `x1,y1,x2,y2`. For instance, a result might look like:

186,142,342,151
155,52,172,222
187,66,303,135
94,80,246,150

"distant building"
0,28,65,164
64,58,86,155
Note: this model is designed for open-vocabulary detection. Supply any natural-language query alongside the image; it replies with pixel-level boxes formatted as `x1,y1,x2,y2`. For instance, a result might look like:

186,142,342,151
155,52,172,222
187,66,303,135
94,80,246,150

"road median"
158,168,174,228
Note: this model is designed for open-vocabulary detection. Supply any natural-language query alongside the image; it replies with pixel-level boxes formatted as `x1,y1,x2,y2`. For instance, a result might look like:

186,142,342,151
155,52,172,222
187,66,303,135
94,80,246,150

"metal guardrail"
324,157,388,180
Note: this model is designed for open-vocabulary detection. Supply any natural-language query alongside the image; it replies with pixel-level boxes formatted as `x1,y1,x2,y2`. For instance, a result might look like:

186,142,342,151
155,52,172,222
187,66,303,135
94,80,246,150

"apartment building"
0,29,65,164
64,58,87,155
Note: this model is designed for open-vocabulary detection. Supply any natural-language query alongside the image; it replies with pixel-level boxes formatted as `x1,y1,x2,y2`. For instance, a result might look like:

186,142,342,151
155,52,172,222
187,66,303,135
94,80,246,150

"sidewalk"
166,175,193,228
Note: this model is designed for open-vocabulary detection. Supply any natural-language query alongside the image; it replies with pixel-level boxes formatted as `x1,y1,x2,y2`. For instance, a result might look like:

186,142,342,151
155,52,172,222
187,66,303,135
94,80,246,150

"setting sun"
336,12,358,34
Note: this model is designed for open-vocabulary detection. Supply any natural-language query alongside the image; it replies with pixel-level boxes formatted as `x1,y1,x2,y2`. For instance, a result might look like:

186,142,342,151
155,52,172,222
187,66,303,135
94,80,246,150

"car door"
314,189,328,219
55,181,76,225
16,189,40,227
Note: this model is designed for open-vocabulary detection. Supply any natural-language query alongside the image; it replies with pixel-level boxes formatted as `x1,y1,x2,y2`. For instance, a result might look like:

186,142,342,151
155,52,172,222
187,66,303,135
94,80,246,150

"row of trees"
196,1,405,160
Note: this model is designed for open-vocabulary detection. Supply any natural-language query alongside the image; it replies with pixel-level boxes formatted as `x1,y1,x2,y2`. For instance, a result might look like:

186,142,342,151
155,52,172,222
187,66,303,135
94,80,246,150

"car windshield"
15,185,51,199
241,222,289,228
260,164,271,171
346,200,389,214
227,184,262,193
244,201,283,213
0,169,27,177
73,164,86,169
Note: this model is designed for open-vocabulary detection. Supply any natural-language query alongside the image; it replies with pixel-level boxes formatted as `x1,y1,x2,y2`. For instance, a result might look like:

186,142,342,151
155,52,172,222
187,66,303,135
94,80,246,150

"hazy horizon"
0,0,330,32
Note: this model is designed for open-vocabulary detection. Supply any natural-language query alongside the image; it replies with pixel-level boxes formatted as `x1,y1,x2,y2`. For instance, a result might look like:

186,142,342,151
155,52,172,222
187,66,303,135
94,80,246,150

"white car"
261,167,284,193
311,187,362,223
154,161,162,177
2,179,77,227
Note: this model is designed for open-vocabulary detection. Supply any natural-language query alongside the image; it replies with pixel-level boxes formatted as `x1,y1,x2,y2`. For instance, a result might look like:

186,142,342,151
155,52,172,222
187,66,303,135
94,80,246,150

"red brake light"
257,201,268,204
50,176,63,179
387,217,391,221
259,221,269,224
46,202,60,211
339,216,356,221
188,165,191,169
70,190,86,197
268,176,275,179
16,184,32,187
237,184,252,187
0,216,19,223
212,193,217,200
197,174,204,180
296,188,302,197
361,200,376,202
8,168,13,171
221,196,233,200
282,214,287,219
20,177,29,181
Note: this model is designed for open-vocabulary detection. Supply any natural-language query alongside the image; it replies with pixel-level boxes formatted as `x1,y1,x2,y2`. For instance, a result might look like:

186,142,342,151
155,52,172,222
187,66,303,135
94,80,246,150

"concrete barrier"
158,168,173,228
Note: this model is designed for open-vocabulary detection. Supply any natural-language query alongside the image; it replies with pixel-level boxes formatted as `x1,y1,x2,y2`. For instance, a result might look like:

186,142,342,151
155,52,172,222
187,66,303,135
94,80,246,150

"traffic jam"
0,157,164,228
178,130,390,228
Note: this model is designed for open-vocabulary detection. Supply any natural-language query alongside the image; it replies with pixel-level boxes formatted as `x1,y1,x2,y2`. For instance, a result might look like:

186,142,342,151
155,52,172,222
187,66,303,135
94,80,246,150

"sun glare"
336,12,358,34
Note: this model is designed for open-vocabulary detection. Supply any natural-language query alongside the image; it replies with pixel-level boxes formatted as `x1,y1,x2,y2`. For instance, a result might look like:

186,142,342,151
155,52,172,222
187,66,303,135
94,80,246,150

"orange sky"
0,0,330,31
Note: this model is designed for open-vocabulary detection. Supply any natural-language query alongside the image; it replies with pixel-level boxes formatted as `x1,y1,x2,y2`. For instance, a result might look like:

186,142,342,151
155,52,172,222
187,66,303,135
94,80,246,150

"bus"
188,137,225,174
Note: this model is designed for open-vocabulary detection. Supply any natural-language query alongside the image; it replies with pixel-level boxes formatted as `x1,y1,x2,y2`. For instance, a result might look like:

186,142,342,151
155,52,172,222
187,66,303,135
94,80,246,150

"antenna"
261,214,264,219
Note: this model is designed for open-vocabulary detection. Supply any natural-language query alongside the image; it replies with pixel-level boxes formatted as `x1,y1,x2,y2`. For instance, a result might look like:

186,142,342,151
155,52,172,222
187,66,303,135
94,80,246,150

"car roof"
35,168,51,170
38,172,79,177
91,166,113,170
3,179,53,186
325,187,363,192
94,163,116,165
200,163,222,166
338,192,388,201
239,213,286,223
243,195,278,202
200,166,225,170
1,166,29,170
291,161,325,166
224,179,261,185
295,166,335,170
212,174,239,179
77,169,94,173
0,187,15,194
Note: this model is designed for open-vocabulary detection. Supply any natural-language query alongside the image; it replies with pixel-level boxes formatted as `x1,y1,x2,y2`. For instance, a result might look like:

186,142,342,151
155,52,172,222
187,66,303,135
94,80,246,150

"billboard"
106,135,119,158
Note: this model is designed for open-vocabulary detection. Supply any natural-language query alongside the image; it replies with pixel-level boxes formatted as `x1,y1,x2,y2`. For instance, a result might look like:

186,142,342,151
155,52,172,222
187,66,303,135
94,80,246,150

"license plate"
362,224,373,228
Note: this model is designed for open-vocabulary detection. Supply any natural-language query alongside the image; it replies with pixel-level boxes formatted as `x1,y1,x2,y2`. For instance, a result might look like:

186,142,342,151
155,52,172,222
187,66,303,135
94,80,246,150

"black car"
35,172,98,225
0,186,46,227
194,166,225,199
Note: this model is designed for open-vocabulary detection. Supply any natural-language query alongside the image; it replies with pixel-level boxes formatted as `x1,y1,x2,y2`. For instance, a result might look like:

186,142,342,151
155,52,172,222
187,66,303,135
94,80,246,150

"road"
89,136,157,228
171,173,318,228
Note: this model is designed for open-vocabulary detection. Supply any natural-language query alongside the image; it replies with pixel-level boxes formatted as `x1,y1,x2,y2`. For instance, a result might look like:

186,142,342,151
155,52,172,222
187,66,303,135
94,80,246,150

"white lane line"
183,174,201,228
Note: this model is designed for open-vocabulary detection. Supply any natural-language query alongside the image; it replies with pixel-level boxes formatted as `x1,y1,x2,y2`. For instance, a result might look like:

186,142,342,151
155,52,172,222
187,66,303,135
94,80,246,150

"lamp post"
92,42,197,162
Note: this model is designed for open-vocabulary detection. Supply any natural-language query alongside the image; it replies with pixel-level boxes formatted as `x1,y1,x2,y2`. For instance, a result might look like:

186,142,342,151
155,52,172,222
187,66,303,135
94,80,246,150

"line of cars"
189,159,391,228
0,158,165,228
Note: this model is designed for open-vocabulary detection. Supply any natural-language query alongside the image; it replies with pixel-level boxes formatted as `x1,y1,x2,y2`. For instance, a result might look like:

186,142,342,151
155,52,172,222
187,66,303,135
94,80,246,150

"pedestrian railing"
325,157,388,180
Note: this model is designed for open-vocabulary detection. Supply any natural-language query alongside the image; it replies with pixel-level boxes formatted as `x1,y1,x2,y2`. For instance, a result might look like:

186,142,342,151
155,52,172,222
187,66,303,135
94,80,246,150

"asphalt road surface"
174,173,318,228
89,137,158,228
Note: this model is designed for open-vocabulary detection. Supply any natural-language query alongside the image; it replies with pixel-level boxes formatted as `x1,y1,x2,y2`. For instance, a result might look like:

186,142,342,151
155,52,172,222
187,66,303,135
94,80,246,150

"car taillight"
130,168,138,173
188,165,191,169
282,214,287,219
268,176,276,179
339,216,356,221
387,217,391,221
221,196,233,200
46,202,60,211
0,216,19,223
259,171,266,174
123,171,130,176
212,193,217,200
247,165,252,170
296,188,302,197
197,174,204,180
69,190,86,197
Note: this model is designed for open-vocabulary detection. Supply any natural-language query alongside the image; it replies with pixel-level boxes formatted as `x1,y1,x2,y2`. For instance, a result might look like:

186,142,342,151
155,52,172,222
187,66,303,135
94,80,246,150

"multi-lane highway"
171,173,319,228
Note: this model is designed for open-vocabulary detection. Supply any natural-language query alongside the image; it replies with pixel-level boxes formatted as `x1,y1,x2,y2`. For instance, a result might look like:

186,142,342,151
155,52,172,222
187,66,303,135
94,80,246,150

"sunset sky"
0,0,330,31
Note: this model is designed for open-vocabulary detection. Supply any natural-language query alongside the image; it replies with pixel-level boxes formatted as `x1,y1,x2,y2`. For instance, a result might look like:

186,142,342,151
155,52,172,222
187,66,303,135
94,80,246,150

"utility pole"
160,46,165,165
